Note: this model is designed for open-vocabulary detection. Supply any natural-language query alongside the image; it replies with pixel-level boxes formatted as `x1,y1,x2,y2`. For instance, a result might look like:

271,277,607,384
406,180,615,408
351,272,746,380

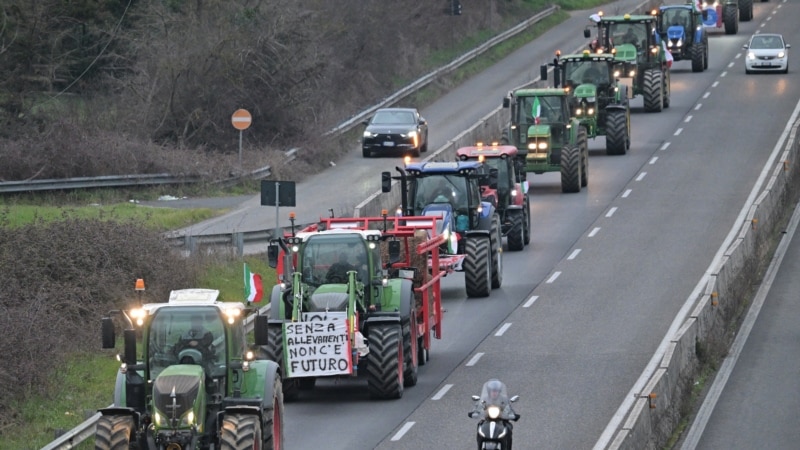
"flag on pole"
661,40,674,68
244,263,263,303
532,97,542,125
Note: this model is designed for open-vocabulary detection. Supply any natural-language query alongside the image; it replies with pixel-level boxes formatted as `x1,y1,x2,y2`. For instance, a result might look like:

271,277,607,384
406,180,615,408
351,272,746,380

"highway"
172,0,800,448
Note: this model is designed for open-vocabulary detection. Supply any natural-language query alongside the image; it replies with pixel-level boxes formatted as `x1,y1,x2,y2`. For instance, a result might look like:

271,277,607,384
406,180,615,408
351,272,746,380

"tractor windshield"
564,59,611,86
516,95,565,125
608,22,646,50
660,8,690,34
147,306,226,380
301,234,370,286
412,174,476,214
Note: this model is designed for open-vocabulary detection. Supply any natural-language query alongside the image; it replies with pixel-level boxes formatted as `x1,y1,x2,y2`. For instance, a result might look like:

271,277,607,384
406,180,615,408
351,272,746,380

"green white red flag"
244,263,263,303
532,97,542,124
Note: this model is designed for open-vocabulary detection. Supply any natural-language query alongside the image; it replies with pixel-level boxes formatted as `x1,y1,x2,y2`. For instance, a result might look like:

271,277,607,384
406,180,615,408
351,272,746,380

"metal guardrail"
41,7,561,448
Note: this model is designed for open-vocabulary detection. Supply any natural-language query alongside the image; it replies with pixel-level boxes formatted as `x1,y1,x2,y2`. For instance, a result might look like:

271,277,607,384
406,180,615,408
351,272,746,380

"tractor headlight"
613,70,621,77
154,411,162,426
538,142,548,150
629,70,636,77
487,406,501,419
676,39,683,47
528,142,536,150
587,107,595,115
575,108,583,116
182,411,195,427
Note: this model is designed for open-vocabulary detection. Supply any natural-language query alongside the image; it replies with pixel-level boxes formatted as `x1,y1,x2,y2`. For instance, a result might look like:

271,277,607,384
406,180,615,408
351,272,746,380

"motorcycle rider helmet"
487,379,504,401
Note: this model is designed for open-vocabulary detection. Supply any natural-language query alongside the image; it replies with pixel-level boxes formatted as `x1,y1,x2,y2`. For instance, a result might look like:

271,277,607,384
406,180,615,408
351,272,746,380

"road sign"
231,109,252,130
261,180,296,207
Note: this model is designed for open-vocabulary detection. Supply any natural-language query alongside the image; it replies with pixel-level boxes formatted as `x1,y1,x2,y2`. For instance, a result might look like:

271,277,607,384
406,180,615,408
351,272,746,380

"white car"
743,33,790,74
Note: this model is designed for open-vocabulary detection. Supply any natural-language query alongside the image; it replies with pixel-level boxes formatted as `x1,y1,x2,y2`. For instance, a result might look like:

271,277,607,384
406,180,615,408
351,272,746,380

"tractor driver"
326,252,355,283
176,314,215,365
582,61,608,85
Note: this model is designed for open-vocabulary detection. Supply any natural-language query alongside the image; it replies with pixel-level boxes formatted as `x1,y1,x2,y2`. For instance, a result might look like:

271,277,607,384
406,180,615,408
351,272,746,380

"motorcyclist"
469,379,520,450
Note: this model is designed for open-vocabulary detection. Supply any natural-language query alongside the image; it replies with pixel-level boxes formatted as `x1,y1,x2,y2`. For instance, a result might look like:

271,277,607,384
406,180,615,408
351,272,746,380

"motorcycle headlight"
487,405,501,419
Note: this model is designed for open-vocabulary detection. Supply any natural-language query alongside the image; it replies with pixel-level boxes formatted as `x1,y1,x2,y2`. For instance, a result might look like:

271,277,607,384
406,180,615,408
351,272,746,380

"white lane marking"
588,227,601,237
594,91,800,450
695,103,703,110
523,295,538,308
649,157,658,165
703,92,710,99
760,22,766,27
660,142,671,151
636,172,647,181
766,15,771,21
432,384,453,400
606,207,617,218
713,80,720,86
466,352,484,366
568,249,581,260
721,71,728,77
680,193,800,449
727,62,735,68
622,189,632,198
546,272,561,283
391,422,415,441
685,115,693,123
495,323,512,336
674,128,683,136
734,53,741,60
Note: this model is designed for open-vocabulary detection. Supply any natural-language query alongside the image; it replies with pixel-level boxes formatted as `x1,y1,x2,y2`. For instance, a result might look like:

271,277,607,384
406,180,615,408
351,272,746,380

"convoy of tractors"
93,3,735,448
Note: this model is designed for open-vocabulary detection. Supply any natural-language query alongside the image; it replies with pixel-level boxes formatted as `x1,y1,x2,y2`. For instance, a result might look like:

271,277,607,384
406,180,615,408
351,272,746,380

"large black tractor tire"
578,127,588,187
605,109,629,155
402,311,418,387
691,43,706,72
262,377,284,450
523,200,531,245
367,324,404,399
94,415,134,450
220,414,262,450
507,210,525,251
738,0,753,21
259,326,300,401
490,214,503,289
642,69,664,113
464,237,492,297
703,37,709,70
560,144,582,193
724,5,740,34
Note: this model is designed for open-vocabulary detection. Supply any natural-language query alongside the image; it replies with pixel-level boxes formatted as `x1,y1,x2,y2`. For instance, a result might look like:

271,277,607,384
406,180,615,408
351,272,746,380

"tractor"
455,143,531,251
500,88,589,192
383,160,504,297
584,11,672,113
264,212,449,400
541,50,631,155
96,284,283,450
694,0,742,34
656,4,710,71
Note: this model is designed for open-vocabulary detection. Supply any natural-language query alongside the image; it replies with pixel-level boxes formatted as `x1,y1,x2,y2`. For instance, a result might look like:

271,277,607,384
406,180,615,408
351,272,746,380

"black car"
362,107,429,157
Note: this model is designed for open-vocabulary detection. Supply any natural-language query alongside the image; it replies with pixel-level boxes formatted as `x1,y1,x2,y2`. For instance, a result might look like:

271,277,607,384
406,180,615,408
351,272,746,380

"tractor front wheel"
605,109,629,155
691,43,706,72
739,0,752,21
263,377,285,450
259,326,299,401
724,5,740,33
560,144,582,193
402,311,419,387
578,127,588,187
507,210,525,251
464,237,492,297
94,415,134,450
367,324,404,399
220,414,262,450
490,214,503,289
643,69,664,113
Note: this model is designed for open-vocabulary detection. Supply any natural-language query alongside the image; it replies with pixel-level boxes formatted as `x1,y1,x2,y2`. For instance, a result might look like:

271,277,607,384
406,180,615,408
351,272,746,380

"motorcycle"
468,379,521,450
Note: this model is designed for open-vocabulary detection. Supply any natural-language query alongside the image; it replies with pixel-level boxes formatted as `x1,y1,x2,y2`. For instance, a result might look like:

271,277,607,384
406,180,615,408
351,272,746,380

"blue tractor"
382,161,504,298
656,4,709,72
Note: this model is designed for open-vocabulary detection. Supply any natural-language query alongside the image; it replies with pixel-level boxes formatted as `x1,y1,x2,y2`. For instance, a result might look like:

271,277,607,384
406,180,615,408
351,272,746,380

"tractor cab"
406,161,484,234
502,88,571,159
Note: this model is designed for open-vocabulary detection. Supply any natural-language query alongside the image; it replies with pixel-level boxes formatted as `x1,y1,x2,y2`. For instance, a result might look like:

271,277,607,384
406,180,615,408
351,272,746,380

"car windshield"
372,110,415,125
750,36,783,49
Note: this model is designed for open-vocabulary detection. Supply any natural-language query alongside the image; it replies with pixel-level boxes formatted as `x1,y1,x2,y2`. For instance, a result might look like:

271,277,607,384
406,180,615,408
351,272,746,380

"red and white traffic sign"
231,109,252,130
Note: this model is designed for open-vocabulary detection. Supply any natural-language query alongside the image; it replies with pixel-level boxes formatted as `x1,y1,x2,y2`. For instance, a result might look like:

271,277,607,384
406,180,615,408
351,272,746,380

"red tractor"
456,143,530,251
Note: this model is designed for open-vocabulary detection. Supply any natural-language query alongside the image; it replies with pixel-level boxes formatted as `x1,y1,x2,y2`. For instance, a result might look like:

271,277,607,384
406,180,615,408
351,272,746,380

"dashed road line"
622,189,632,198
391,422,415,441
703,92,710,99
523,295,538,308
432,384,453,400
660,142,671,151
674,128,683,136
606,207,617,218
636,172,647,181
567,249,581,260
589,227,601,237
695,103,702,110
713,80,720,86
546,272,561,283
649,157,658,165
721,71,728,77
466,352,484,366
685,115,693,122
495,323,512,336
727,62,735,68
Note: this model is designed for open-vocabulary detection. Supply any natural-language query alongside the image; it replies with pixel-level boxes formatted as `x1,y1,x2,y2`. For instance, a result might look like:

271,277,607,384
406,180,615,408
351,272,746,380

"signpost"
261,180,297,239
231,109,252,172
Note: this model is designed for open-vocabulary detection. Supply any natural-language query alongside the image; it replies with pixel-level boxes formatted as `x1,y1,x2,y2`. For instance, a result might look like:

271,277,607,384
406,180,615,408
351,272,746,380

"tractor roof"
560,51,616,62
405,160,482,174
659,4,693,11
513,88,568,98
598,13,656,23
140,288,245,315
295,227,382,242
456,143,518,159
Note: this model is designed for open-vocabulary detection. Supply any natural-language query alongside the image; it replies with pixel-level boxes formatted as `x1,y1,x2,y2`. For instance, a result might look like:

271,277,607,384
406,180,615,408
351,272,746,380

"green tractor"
584,12,671,113
541,50,631,155
97,285,283,450
500,88,588,193
264,212,447,400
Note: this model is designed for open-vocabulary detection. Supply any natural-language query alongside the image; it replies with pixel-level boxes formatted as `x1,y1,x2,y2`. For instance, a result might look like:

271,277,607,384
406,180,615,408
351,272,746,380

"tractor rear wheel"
490,214,503,289
724,5,740,34
94,415,133,450
605,109,629,155
464,237,491,297
523,199,531,245
402,311,419,387
259,326,299,401
738,0,752,21
367,324,404,399
507,210,525,251
560,144,581,193
263,377,285,450
642,69,664,113
578,127,588,187
220,414,262,450
691,43,705,72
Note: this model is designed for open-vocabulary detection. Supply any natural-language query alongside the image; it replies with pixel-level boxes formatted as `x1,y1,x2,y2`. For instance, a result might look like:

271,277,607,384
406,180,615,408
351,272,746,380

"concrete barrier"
607,119,800,449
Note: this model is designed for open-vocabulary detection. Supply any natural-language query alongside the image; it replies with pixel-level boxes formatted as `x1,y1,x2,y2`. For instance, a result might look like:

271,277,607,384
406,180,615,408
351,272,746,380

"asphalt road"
162,0,800,448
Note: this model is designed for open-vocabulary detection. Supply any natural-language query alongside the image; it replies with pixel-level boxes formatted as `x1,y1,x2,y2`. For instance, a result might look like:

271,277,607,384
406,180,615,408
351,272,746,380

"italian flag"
661,40,674,68
244,263,264,303
532,97,542,125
